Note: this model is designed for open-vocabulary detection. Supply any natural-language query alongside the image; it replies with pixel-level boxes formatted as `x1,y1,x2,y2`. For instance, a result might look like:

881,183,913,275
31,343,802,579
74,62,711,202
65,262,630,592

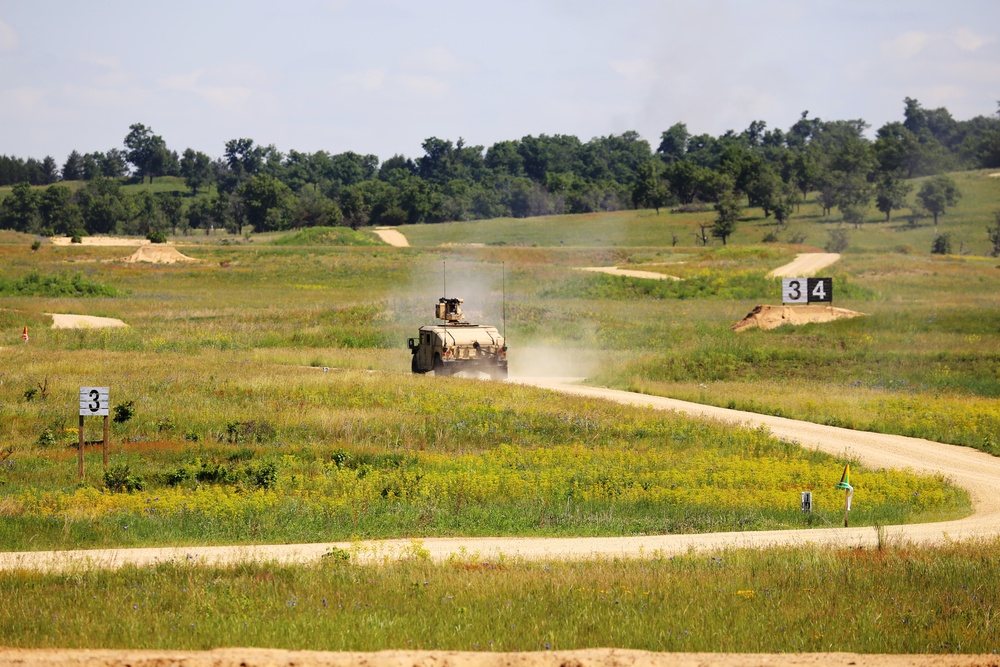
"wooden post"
103,415,109,470
78,415,85,479
843,489,850,527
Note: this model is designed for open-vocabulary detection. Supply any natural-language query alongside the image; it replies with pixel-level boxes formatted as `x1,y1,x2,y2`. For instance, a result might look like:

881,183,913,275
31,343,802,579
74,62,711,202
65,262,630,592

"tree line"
1,98,999,241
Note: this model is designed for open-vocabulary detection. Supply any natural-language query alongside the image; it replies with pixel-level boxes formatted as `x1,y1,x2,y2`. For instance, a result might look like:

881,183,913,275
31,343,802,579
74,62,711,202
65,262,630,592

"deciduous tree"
712,185,741,245
874,174,911,222
179,149,214,195
0,182,39,232
916,175,961,228
124,124,169,183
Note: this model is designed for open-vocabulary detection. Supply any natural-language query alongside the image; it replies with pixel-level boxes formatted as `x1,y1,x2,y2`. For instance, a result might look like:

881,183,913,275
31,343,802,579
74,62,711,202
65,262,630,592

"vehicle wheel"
433,355,450,376
411,355,427,374
492,367,508,380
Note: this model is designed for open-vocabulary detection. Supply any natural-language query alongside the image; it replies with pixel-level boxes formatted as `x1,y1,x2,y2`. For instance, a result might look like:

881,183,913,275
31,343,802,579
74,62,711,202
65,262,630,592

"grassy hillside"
399,169,1000,256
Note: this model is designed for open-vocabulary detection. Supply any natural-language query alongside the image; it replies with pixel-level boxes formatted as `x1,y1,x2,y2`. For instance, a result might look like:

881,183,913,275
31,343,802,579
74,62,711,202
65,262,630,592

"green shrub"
104,463,145,493
112,401,135,424
225,420,276,444
36,428,57,448
931,233,952,255
0,271,123,298
826,228,849,253
246,460,279,490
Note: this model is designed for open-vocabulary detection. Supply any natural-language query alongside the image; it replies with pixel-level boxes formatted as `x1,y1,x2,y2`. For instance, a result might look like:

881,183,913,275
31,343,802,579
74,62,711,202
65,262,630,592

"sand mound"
122,245,197,263
372,227,410,247
732,304,865,331
48,313,127,329
578,267,681,281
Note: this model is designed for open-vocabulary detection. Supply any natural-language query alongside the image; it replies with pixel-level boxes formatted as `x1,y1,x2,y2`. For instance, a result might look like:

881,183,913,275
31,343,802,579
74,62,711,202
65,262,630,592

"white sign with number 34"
782,278,833,304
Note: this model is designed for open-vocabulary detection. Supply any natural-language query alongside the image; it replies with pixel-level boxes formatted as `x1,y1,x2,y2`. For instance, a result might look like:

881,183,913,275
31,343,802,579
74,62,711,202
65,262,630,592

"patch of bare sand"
2,649,998,667
48,314,127,329
121,245,197,263
578,266,681,281
767,253,841,278
989,172,1000,178
732,304,865,331
373,227,410,247
50,237,149,247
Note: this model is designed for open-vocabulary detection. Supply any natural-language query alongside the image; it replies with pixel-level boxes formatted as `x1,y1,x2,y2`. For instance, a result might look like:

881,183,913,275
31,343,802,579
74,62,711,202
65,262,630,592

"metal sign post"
78,387,110,478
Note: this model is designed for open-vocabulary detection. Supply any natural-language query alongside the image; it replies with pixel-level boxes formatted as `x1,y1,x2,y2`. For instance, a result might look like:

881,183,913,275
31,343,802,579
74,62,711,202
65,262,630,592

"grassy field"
1,170,999,651
2,540,998,653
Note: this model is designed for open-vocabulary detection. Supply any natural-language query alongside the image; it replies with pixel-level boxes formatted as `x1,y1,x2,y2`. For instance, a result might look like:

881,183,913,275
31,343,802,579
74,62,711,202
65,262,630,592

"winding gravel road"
2,378,997,572
766,253,841,278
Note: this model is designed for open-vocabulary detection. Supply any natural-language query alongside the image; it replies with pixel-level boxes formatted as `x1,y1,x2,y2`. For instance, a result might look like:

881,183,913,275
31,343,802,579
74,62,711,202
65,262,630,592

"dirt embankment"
47,314,127,329
120,245,197,263
373,227,410,247
732,304,865,331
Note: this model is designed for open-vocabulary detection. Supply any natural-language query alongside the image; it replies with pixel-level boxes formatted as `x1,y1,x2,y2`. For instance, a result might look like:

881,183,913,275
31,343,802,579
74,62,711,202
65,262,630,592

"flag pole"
836,464,853,528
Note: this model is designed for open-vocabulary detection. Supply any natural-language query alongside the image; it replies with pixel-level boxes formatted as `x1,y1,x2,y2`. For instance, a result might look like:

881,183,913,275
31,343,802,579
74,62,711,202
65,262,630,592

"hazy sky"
1,1,998,166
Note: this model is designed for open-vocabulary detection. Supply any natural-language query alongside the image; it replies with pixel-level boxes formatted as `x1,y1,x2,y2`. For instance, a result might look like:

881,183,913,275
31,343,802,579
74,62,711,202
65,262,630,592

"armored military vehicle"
408,297,508,379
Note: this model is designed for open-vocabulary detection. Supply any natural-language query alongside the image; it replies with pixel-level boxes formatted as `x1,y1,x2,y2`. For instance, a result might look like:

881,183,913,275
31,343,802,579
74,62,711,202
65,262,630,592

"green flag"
836,464,852,490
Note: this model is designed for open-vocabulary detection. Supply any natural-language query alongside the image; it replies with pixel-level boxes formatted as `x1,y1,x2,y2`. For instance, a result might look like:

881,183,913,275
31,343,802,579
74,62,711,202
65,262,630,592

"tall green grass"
0,350,969,550
2,540,998,652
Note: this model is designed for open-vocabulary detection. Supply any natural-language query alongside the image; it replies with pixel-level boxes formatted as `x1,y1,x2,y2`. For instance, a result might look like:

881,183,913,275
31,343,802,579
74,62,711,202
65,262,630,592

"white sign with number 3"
782,278,808,303
79,387,110,416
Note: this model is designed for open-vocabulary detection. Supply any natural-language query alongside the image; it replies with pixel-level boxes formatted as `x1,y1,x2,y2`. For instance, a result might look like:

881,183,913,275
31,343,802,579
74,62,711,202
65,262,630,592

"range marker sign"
782,278,833,304
79,387,110,416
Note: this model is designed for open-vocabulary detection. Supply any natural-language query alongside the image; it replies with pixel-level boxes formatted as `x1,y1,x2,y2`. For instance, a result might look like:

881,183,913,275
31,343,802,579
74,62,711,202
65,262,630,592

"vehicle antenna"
502,262,506,340
442,261,446,298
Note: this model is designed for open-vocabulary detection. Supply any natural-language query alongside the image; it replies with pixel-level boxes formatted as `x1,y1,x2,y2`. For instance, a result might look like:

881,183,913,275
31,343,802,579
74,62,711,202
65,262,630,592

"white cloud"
399,74,449,97
341,68,387,91
882,30,935,59
951,28,994,52
610,58,654,83
882,28,995,59
403,46,471,75
160,69,255,110
82,55,132,88
0,87,47,118
0,19,18,52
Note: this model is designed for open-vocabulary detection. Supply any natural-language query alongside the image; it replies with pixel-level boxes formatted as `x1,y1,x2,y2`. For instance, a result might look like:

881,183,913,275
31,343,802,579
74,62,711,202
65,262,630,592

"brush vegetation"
2,540,999,653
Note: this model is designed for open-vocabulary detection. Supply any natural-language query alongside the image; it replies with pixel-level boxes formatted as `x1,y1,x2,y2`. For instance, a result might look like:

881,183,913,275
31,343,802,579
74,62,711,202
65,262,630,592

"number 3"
89,389,100,413
788,280,802,300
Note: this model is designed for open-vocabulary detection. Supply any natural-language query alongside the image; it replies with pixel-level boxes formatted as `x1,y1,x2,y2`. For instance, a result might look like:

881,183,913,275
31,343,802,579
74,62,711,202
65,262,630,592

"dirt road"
3,379,997,572
767,253,841,278
3,648,998,667
578,267,682,280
